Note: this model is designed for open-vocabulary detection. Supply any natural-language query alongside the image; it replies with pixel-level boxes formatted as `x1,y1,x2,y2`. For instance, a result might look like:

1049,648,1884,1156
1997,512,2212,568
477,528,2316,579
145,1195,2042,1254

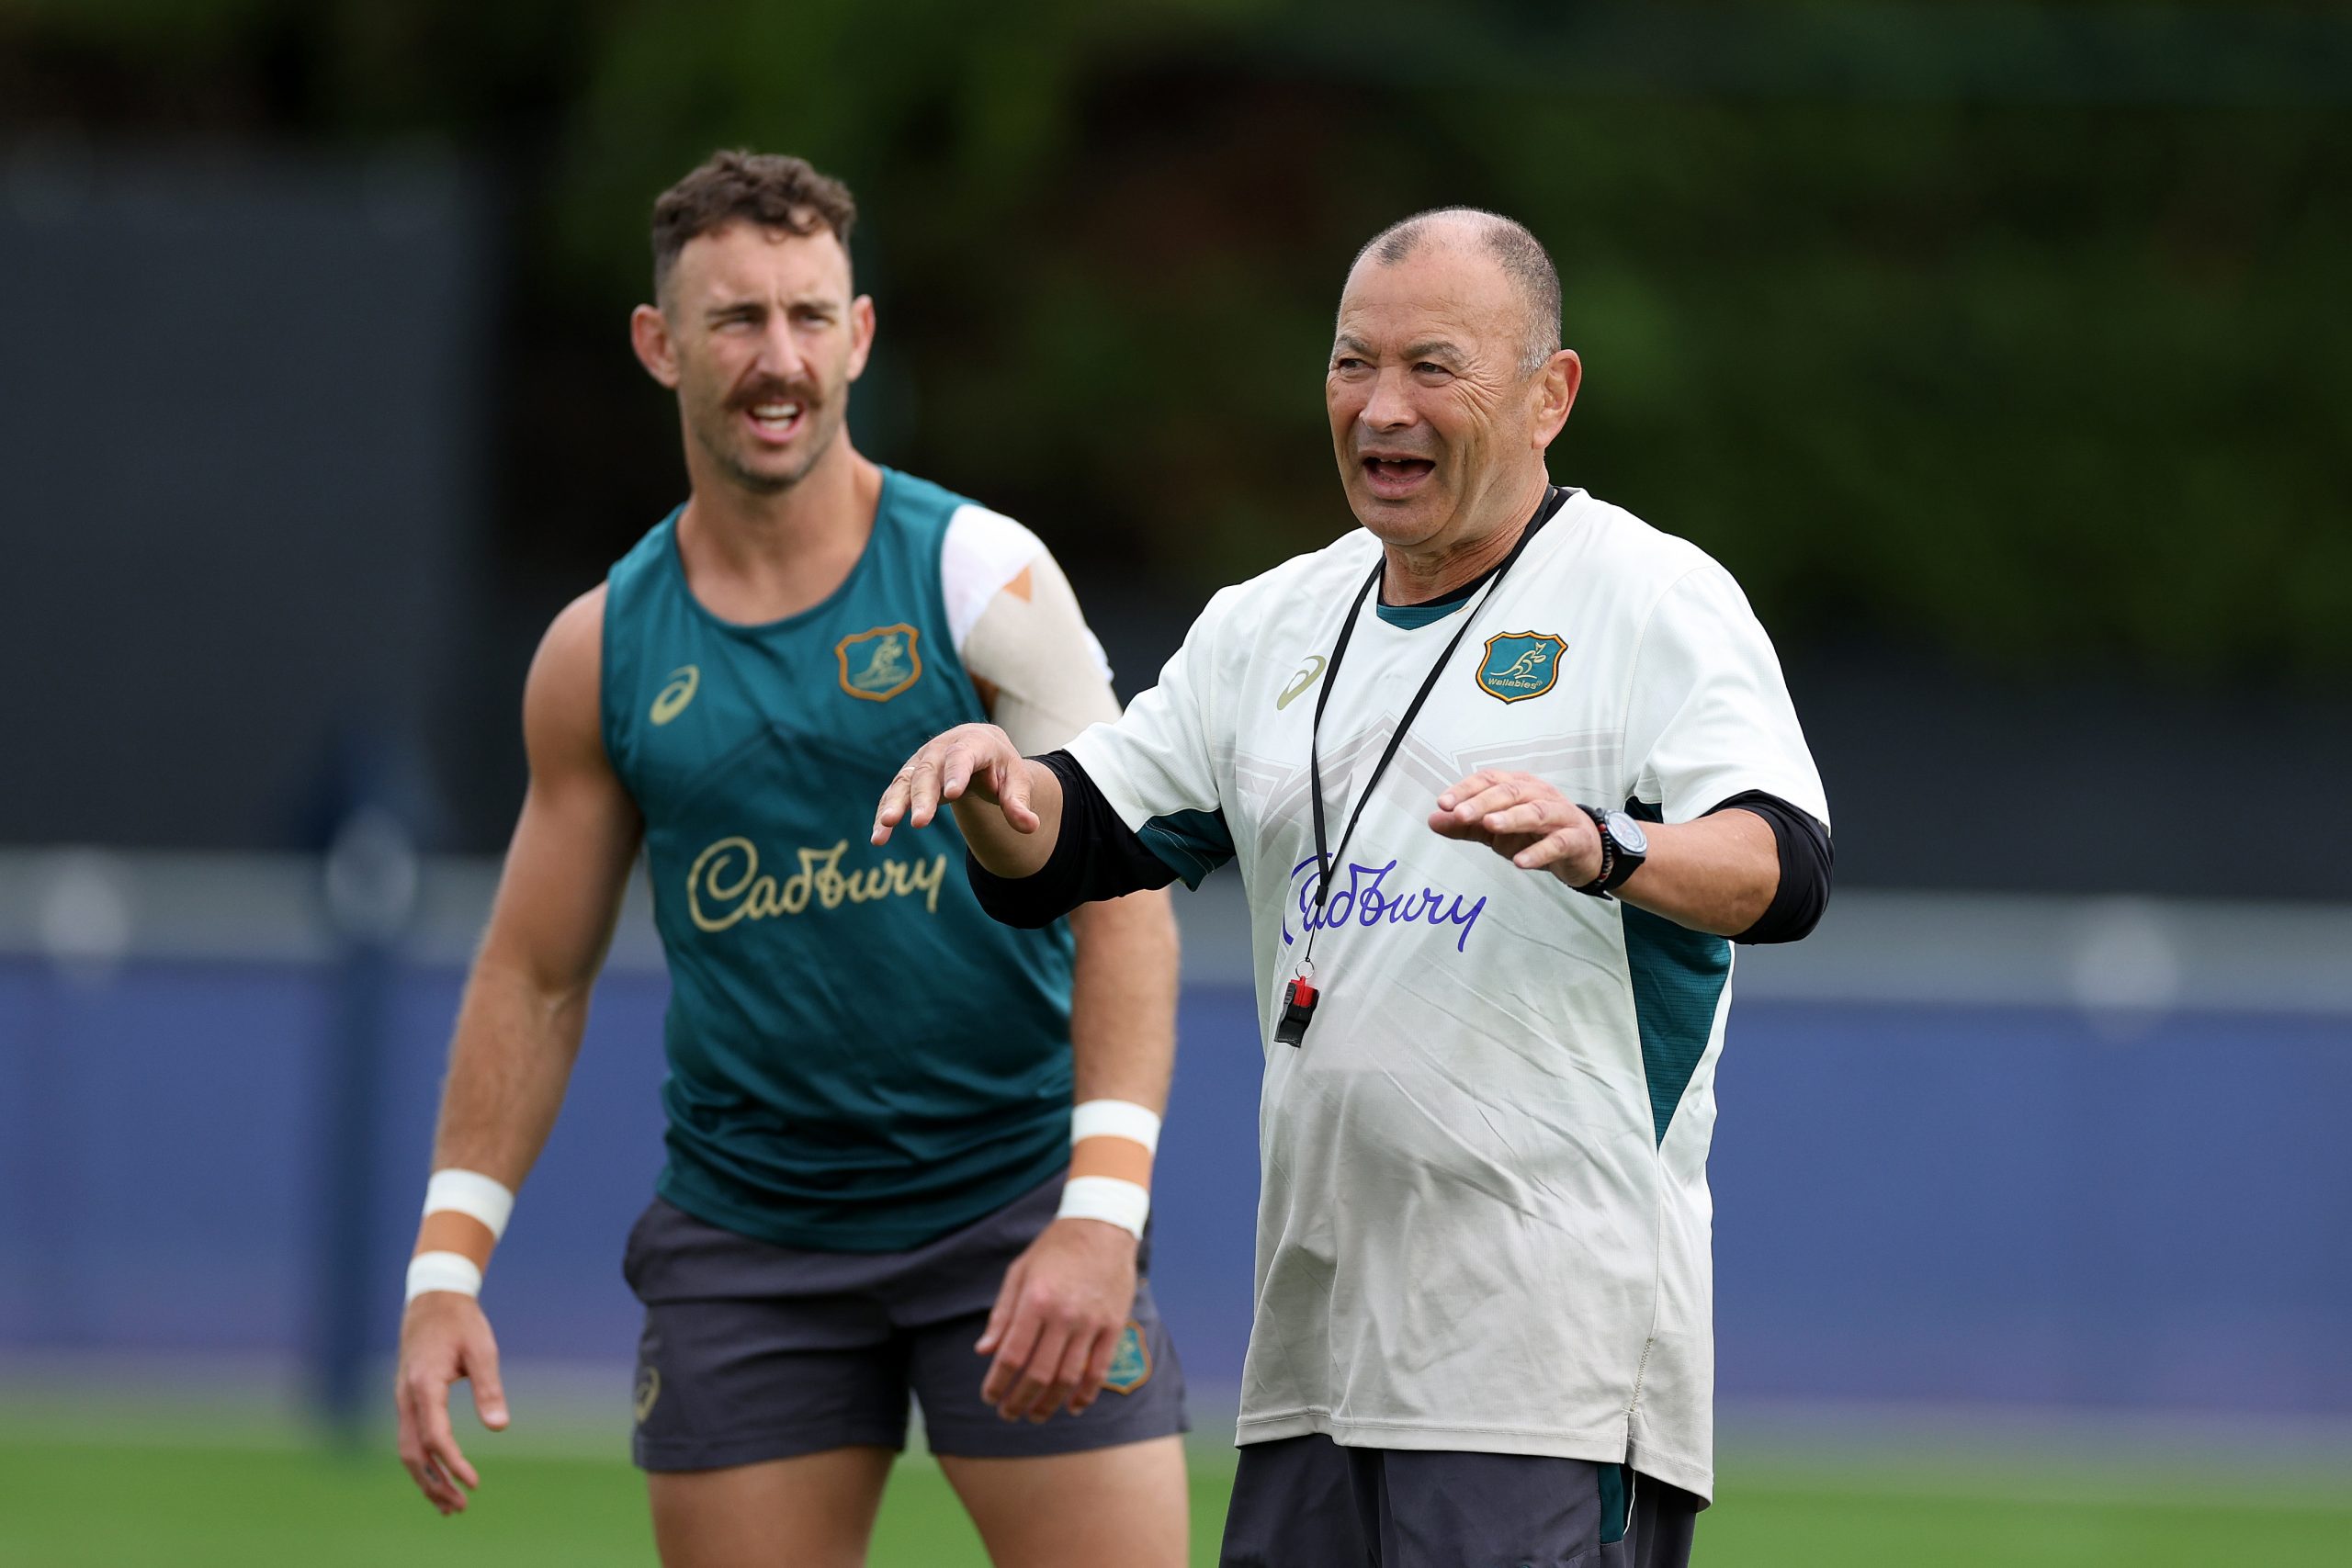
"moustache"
728,381,821,412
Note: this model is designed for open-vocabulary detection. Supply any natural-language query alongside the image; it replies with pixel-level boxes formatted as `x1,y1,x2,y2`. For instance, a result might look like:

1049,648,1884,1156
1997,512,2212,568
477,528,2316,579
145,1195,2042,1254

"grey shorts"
621,1172,1187,1471
1217,1434,1702,1568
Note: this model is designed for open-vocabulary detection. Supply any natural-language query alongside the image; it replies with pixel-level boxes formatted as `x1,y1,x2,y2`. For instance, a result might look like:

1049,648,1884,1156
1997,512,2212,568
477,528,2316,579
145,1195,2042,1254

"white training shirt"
1066,487,1826,1500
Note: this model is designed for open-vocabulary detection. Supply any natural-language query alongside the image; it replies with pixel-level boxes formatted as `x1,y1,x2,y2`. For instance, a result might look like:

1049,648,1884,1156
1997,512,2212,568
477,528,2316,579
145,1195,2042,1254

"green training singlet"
600,468,1076,1251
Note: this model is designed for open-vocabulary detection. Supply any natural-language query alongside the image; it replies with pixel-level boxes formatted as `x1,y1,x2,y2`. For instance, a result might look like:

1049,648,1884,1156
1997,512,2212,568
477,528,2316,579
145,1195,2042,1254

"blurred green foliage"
7,0,2348,678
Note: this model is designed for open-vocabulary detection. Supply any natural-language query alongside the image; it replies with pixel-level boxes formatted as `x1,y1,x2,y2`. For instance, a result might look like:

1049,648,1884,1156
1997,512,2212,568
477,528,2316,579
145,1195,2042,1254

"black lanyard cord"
1300,487,1561,970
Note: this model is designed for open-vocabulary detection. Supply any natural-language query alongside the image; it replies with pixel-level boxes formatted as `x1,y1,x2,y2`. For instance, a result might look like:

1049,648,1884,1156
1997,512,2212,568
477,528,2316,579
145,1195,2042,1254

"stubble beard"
694,393,845,498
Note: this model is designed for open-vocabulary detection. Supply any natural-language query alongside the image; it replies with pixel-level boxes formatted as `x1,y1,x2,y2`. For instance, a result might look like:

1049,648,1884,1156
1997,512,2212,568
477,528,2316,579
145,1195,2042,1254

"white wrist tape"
1071,1100,1160,1154
424,1168,514,1240
1057,1175,1150,1239
405,1251,484,1303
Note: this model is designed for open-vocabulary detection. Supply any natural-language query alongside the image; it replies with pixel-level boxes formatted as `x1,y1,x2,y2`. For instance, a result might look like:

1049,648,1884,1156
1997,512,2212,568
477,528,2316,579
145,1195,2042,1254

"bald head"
1325,206,1582,560
1352,208,1561,377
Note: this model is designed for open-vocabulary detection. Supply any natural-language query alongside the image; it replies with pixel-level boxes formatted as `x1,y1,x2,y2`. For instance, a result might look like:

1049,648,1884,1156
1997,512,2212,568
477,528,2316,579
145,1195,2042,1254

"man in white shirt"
874,208,1831,1567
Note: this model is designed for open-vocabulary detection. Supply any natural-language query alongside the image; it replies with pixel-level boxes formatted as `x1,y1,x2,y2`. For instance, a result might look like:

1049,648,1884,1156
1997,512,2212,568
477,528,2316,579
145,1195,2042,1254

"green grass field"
3,1416,2347,1566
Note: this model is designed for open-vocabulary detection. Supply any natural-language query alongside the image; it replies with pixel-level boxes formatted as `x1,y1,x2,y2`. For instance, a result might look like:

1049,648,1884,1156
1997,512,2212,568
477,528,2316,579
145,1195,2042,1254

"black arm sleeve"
1706,790,1833,945
966,750,1179,929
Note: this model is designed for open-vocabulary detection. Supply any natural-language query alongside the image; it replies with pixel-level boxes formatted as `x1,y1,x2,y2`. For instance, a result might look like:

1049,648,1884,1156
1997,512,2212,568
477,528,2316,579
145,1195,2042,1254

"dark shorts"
621,1172,1187,1471
1218,1434,1702,1568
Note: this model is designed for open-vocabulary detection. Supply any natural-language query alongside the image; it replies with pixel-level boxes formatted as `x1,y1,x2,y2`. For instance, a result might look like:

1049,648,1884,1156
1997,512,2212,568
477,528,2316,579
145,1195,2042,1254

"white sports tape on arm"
1071,1099,1161,1155
1057,1175,1151,1239
423,1168,515,1240
959,552,1122,756
404,1251,484,1303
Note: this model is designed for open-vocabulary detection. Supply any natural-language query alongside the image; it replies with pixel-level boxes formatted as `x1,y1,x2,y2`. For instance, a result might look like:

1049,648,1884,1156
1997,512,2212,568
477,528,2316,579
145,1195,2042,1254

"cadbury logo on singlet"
686,836,948,932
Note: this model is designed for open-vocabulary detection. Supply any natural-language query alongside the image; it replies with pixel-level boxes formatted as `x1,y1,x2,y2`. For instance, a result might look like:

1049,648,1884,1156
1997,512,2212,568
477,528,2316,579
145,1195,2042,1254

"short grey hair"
1352,207,1563,377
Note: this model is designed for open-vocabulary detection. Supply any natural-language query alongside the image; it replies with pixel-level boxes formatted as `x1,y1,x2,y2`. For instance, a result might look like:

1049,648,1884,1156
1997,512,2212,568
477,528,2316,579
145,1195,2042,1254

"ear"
844,293,876,383
1532,348,1582,450
630,303,682,389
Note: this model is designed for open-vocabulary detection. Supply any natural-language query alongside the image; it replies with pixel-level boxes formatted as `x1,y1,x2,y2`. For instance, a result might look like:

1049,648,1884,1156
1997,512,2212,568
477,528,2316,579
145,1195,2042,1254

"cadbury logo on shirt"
685,836,948,932
1281,854,1487,954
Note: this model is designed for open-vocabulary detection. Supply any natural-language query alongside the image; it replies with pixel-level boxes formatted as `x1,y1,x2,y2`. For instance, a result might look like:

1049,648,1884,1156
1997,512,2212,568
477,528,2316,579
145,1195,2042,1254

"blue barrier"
3,958,2347,1418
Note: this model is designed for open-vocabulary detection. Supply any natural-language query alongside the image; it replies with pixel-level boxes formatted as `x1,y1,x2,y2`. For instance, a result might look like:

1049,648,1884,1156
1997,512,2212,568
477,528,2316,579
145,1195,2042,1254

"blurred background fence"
6,862,2350,1431
4,0,2350,1467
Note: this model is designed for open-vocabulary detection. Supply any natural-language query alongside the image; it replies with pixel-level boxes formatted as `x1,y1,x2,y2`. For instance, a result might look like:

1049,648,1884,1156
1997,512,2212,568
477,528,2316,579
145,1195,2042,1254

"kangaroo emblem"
851,634,910,690
835,624,923,703
1476,631,1568,704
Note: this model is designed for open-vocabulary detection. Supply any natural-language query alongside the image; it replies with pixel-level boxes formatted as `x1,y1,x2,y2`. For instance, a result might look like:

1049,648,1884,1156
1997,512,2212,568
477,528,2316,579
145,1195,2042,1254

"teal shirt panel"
601,468,1076,1252
1622,797,1731,1145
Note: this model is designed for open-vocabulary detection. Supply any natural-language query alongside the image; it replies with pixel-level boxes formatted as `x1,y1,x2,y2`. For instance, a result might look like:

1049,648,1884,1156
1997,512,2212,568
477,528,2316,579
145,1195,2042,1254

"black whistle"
1274,977,1319,1048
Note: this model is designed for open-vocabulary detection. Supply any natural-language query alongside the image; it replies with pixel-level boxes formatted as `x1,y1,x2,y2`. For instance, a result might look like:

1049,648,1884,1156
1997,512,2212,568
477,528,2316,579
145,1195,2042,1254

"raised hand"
872,723,1066,881
1430,769,1603,887
872,723,1036,844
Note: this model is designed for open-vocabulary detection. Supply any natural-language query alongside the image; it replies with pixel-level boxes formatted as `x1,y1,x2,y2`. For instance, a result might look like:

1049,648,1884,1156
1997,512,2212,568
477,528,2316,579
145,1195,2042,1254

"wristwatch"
1573,805,1649,899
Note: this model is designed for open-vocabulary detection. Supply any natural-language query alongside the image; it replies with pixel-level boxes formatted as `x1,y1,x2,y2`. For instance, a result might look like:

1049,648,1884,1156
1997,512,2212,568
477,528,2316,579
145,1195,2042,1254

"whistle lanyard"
1278,486,1562,1046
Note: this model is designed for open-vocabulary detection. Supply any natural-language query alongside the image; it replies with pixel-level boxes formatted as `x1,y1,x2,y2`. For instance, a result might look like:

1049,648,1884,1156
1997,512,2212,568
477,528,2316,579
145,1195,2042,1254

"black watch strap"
1572,804,1615,898
1573,803,1645,899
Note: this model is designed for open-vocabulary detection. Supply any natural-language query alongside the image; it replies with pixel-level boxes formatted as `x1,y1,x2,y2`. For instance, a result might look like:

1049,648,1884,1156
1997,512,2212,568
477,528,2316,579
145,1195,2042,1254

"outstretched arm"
870,721,1063,875
880,574,1237,909
396,588,643,1515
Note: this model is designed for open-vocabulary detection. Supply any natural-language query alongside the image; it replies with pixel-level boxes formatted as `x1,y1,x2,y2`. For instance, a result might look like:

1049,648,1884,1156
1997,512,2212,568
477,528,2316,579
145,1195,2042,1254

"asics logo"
650,665,699,726
1276,655,1327,711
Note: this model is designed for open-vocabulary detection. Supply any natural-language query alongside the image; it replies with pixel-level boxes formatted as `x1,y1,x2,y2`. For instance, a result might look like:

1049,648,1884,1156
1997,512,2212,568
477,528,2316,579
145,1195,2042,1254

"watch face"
1606,811,1648,855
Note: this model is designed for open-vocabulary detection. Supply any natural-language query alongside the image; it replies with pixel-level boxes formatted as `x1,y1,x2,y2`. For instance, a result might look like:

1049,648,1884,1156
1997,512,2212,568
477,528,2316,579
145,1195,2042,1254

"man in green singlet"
390,151,1189,1567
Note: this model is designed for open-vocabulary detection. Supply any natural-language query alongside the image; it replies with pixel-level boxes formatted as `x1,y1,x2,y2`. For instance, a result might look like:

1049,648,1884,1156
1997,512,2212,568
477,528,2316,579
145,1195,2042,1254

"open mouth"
1360,455,1435,498
743,400,806,444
